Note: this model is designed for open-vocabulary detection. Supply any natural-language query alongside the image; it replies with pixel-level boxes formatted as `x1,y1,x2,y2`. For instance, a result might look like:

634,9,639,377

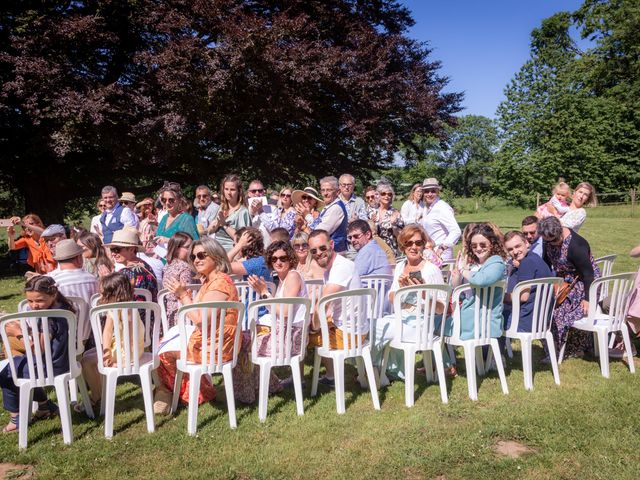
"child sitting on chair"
536,182,571,219
80,272,144,412
0,276,74,433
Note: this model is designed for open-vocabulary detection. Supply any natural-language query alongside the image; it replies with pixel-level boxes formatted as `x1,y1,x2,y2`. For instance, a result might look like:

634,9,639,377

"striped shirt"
47,268,98,340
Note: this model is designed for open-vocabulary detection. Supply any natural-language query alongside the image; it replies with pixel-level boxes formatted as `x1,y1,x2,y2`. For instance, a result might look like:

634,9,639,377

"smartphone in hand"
408,270,424,283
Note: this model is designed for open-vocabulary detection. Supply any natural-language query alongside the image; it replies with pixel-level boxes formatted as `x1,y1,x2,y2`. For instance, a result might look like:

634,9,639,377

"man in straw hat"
47,239,98,340
420,177,461,261
119,192,140,229
104,228,158,302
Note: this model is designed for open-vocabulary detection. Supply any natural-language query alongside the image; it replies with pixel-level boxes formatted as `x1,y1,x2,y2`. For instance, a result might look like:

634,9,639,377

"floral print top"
369,207,404,255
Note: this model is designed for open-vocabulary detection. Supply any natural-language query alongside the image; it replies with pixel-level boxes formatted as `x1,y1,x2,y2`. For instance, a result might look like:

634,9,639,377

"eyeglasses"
379,192,393,197
280,193,292,198
249,188,265,194
365,195,376,200
423,189,438,194
471,242,489,249
196,194,210,199
301,195,311,201
310,245,330,255
339,183,354,187
293,243,308,250
110,247,123,254
347,233,363,241
404,240,425,248
190,251,210,261
320,189,335,193
271,255,290,264
161,197,176,204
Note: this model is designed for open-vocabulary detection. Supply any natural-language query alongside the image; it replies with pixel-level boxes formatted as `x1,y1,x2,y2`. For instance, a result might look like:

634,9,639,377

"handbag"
554,277,578,306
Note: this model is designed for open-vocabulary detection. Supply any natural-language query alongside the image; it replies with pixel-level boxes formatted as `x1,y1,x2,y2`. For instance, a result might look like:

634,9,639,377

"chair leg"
333,358,346,414
104,372,119,439
361,349,380,411
490,339,509,395
310,349,321,397
422,350,434,384
258,363,271,422
290,360,305,416
222,366,237,429
403,348,416,407
620,326,636,374
139,369,155,433
355,357,368,388
18,387,32,450
593,333,600,358
596,330,610,378
463,344,477,401
545,332,561,386
69,378,78,404
557,341,566,364
170,370,183,414
520,339,533,391
100,375,107,417
76,374,94,419
475,347,485,376
506,339,514,359
379,346,391,387
187,372,201,436
54,377,73,445
432,344,448,404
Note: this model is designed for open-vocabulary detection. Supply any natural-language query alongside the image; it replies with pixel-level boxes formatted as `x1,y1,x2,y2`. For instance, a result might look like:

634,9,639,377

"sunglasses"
249,188,265,194
280,193,292,198
196,194,210,199
190,251,210,261
404,240,425,248
471,242,489,249
310,245,330,255
161,197,176,204
301,195,311,201
423,189,438,194
347,233,363,241
379,192,393,197
271,255,290,264
365,195,376,200
293,243,308,250
110,247,123,254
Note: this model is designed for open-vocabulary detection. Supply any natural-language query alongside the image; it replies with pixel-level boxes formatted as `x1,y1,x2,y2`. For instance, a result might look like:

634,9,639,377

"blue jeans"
1,356,48,413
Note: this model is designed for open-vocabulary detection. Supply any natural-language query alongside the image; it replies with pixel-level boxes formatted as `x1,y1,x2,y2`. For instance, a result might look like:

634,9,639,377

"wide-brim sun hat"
422,178,442,190
104,228,144,251
119,192,137,203
53,239,84,261
292,187,324,209
136,198,154,208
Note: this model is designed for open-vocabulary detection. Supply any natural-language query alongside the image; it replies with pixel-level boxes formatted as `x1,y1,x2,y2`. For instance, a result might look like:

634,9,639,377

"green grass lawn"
0,205,639,479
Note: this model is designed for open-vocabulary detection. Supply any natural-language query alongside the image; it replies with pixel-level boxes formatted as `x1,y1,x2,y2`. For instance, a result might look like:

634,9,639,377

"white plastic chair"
504,277,563,390
310,288,381,414
570,273,636,378
89,301,161,439
361,274,393,318
90,287,153,308
249,298,312,421
444,281,509,401
595,255,617,303
0,310,79,449
235,281,276,330
157,284,201,333
380,284,452,406
170,301,245,433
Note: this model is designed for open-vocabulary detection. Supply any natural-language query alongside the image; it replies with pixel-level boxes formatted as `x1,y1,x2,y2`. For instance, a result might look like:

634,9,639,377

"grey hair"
376,182,394,195
537,216,563,241
319,176,339,189
101,185,118,196
339,173,355,184
195,185,211,194
292,231,309,244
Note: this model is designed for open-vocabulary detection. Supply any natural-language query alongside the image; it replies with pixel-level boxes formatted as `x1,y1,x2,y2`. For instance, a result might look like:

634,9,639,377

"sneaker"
279,376,306,389
318,376,335,388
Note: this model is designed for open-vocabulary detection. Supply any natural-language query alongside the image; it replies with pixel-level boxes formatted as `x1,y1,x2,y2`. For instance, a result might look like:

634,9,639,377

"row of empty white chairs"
2,268,635,447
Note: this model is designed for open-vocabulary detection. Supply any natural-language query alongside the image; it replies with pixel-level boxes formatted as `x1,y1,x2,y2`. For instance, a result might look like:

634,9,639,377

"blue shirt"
242,256,271,280
530,236,543,258
504,249,552,332
354,240,392,277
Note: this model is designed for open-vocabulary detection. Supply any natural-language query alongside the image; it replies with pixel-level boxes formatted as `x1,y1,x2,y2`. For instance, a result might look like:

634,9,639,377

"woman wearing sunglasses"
155,185,199,246
369,183,404,255
372,224,447,382
161,232,195,329
291,232,324,280
292,187,323,235
259,186,296,238
157,236,253,413
447,223,507,342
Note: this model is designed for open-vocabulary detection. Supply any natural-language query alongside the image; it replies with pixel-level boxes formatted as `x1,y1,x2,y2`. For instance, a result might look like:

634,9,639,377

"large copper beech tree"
0,0,461,221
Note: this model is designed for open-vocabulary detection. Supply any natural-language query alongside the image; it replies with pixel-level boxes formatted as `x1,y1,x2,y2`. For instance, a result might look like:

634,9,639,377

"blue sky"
401,0,585,118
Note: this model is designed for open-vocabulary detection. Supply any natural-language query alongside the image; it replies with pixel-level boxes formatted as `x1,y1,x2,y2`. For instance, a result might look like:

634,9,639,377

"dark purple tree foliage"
0,0,461,221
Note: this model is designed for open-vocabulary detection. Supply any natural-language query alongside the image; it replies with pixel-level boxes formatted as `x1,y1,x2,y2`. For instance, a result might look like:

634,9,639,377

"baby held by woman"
536,182,571,219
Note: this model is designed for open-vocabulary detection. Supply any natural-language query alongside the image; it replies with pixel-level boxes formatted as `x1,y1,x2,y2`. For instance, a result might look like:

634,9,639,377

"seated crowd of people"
3,174,639,434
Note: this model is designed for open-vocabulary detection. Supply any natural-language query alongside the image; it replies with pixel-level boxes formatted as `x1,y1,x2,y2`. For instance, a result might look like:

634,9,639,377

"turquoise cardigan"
446,255,506,340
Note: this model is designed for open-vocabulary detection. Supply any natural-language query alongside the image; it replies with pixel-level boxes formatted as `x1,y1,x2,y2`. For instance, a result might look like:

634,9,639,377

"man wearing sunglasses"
308,176,349,253
192,185,220,235
419,178,461,261
307,229,363,386
347,220,392,277
99,185,138,244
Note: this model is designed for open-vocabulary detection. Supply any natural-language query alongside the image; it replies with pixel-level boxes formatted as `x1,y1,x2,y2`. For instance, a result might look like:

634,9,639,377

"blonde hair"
574,182,598,207
219,174,245,213
189,236,231,274
553,181,571,196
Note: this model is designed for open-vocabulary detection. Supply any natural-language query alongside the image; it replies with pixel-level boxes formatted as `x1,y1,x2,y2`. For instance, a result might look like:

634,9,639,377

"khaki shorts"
308,318,367,350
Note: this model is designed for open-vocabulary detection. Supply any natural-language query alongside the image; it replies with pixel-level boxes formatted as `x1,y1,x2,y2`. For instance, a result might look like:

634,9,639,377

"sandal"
73,399,100,414
33,400,59,421
445,366,458,379
2,415,19,433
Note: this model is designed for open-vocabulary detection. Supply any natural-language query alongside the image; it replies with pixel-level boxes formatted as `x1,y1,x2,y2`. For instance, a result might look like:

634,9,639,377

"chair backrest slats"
394,285,451,350
361,274,393,319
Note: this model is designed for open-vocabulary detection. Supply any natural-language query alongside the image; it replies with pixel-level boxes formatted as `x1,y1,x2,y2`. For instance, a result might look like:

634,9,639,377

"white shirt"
90,214,102,237
400,200,425,225
389,260,446,304
324,254,364,333
315,197,345,235
560,208,586,232
420,198,461,260
257,271,308,327
47,267,98,341
103,202,138,228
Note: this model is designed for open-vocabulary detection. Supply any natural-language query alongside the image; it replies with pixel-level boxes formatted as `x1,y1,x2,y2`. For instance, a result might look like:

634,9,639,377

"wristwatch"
260,293,269,299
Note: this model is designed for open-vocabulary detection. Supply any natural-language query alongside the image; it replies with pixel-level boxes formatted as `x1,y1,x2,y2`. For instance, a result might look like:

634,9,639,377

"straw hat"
136,198,154,208
53,239,84,261
292,187,324,208
422,178,442,190
119,192,137,203
104,228,143,251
